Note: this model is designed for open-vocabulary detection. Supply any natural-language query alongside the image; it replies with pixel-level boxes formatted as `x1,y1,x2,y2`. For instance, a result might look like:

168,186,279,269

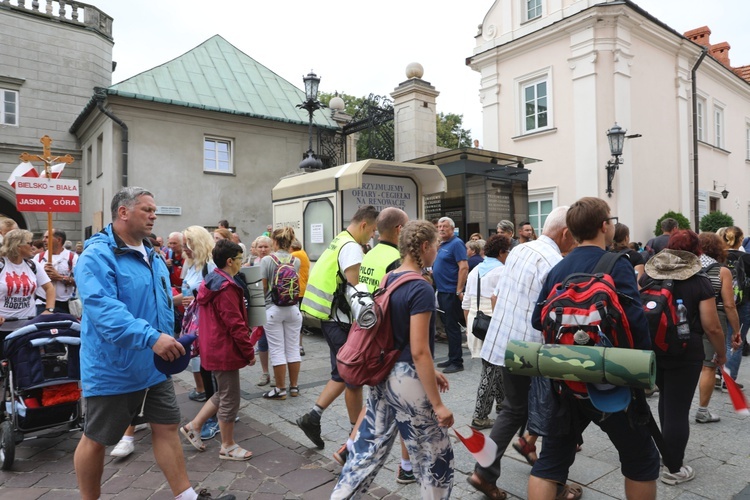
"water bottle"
676,299,691,340
181,281,191,299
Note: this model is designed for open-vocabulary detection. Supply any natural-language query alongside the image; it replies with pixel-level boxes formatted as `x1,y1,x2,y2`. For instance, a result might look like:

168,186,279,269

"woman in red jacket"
180,239,256,461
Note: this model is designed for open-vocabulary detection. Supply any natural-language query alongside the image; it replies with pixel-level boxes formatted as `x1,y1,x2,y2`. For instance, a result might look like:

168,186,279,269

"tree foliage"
653,211,692,237
700,211,734,233
319,92,472,157
436,112,472,149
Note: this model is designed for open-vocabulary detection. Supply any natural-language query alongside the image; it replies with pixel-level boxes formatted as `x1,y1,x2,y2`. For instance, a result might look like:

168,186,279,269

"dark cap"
153,334,196,375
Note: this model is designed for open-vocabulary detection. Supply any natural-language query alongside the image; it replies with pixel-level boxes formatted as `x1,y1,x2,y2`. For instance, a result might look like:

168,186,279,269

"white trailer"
272,159,446,261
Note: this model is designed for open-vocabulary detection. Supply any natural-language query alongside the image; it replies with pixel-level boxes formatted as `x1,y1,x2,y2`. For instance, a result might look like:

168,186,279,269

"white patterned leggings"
331,362,454,500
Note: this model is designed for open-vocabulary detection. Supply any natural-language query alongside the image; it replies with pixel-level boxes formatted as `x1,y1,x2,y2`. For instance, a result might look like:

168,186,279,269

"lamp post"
297,70,323,170
605,123,626,197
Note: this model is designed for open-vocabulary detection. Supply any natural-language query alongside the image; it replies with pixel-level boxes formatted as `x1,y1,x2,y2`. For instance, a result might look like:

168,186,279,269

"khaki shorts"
703,311,727,368
208,370,241,422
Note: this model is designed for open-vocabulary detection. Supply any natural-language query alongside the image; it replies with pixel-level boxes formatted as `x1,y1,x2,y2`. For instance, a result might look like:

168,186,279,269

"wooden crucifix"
19,135,75,262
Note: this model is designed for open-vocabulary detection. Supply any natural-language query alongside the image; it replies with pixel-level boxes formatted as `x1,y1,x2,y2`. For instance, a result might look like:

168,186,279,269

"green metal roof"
108,35,337,129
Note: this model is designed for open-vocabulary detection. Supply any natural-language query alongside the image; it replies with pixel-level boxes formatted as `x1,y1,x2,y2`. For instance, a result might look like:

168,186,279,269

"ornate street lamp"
605,123,627,197
297,70,323,170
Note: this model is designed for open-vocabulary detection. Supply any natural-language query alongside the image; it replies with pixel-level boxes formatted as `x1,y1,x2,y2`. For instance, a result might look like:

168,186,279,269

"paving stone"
0,487,49,499
278,466,335,493
33,472,79,489
0,471,48,488
101,474,139,494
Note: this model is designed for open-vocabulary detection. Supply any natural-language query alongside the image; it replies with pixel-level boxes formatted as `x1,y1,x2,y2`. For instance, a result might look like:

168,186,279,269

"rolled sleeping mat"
240,266,267,327
505,340,655,389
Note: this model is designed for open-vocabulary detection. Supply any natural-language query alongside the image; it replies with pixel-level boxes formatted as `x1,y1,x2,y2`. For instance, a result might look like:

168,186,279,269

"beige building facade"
470,0,750,242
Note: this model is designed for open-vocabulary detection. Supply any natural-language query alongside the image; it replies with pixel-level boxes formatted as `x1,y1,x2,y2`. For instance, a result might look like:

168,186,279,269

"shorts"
531,398,660,483
188,356,201,373
703,311,727,368
321,320,351,383
83,378,180,446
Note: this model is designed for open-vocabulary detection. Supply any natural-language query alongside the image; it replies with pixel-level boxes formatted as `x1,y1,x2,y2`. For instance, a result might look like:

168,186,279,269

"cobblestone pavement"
0,330,748,499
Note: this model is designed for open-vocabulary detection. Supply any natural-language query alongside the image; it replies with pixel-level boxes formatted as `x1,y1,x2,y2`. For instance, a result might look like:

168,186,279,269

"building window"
204,138,232,173
522,78,549,133
526,0,542,21
86,145,92,184
96,134,103,178
528,198,553,235
714,106,724,149
1,89,18,126
696,99,705,142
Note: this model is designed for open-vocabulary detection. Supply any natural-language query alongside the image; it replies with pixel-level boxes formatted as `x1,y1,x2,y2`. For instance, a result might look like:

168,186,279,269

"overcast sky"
94,0,749,145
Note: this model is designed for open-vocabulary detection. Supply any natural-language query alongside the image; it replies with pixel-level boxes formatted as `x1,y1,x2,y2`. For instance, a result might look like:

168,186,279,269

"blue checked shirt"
481,235,563,366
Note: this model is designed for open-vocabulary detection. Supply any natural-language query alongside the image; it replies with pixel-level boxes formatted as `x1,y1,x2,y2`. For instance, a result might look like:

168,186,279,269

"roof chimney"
710,41,731,68
684,26,711,47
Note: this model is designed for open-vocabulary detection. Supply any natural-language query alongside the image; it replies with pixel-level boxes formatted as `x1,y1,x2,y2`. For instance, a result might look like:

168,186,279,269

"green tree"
700,211,734,233
436,112,472,149
653,211,692,237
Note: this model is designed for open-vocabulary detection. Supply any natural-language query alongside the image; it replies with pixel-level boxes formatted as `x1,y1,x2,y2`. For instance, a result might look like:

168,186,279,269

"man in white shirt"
35,228,78,315
467,206,576,499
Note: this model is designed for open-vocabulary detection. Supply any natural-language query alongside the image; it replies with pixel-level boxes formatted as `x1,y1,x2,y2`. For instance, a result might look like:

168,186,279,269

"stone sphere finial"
406,62,424,79
329,96,345,111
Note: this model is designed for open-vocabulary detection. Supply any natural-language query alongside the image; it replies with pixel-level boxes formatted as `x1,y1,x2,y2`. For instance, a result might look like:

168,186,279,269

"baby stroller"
0,314,83,470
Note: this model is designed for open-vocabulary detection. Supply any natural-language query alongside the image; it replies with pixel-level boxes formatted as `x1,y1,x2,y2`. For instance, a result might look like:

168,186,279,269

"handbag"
471,274,491,341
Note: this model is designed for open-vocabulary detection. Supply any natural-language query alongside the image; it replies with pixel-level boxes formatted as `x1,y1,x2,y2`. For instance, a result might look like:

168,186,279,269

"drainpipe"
94,88,129,187
691,47,708,231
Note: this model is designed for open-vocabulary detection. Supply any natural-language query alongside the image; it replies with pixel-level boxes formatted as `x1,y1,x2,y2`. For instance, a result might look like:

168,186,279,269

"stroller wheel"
0,420,15,470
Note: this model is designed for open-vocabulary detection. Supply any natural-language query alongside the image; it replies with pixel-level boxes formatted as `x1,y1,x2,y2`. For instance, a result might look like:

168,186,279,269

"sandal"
512,436,537,465
555,483,583,500
180,423,205,451
466,473,507,500
289,386,300,397
262,387,287,400
219,443,253,461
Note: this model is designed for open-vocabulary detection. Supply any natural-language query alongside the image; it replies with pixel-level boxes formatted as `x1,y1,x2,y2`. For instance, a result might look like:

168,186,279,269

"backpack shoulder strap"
68,250,74,272
593,251,625,276
379,271,424,293
202,264,209,278
25,258,36,273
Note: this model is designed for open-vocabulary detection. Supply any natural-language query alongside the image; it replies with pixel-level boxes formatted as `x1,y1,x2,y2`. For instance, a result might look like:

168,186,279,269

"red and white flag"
7,162,39,188
454,427,498,467
720,366,749,415
39,163,66,179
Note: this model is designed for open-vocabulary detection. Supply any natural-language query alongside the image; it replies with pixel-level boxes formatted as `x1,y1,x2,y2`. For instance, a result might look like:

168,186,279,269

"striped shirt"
481,235,563,366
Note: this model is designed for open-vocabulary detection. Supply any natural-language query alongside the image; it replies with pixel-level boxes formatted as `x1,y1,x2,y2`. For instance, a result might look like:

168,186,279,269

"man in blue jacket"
73,187,234,500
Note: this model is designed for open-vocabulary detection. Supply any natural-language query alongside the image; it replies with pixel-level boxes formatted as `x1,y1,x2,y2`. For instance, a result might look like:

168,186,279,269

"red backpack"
540,252,635,394
336,272,424,387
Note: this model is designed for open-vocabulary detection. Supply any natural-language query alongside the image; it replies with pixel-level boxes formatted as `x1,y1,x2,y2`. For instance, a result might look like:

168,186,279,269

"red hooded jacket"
196,268,255,371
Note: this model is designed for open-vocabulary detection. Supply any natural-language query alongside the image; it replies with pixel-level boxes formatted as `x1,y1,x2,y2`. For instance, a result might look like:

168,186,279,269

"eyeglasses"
605,216,619,225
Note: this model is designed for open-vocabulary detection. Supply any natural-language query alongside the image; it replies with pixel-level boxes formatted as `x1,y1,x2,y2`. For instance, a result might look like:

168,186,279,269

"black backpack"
725,250,748,305
639,278,685,356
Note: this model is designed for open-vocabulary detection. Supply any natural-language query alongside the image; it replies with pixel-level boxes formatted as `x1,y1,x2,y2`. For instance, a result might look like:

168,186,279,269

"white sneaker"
133,423,149,432
110,439,135,458
661,465,695,485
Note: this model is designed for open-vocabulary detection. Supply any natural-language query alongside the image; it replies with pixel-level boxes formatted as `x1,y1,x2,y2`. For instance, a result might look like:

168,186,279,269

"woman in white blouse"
462,234,511,429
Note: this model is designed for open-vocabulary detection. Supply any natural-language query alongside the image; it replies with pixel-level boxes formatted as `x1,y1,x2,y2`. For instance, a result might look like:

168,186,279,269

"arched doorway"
0,193,28,229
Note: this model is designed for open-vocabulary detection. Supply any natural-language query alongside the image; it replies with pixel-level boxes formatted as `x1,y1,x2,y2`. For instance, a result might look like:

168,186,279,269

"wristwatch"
46,308,55,313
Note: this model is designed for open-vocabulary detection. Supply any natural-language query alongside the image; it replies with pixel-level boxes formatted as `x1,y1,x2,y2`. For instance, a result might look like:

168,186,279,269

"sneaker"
436,360,452,368
196,489,236,500
333,442,348,466
256,373,270,387
695,409,720,424
443,364,464,374
201,417,220,440
714,374,723,392
189,389,207,402
110,439,134,458
660,465,695,485
396,466,416,484
300,346,306,356
742,341,749,357
133,423,149,432
470,418,494,430
296,413,324,449
722,381,744,389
